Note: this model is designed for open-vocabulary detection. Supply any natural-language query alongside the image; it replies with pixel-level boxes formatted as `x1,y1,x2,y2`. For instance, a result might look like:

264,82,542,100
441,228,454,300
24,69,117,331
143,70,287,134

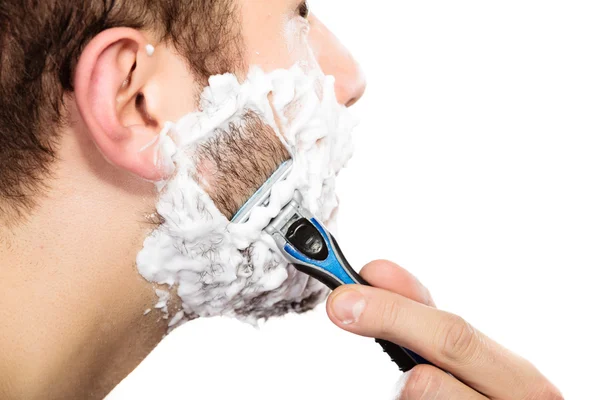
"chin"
230,265,328,320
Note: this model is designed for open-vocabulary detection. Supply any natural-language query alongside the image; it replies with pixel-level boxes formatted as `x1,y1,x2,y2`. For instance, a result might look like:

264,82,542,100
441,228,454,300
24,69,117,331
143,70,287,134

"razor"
232,160,433,372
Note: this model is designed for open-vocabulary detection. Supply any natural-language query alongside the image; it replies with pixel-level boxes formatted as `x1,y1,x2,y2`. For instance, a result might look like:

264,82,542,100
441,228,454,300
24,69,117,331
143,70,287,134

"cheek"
158,83,197,121
152,48,199,121
283,19,319,71
244,17,321,74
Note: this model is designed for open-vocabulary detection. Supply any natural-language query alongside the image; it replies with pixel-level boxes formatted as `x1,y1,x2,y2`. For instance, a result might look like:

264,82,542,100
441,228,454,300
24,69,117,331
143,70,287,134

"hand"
325,260,563,400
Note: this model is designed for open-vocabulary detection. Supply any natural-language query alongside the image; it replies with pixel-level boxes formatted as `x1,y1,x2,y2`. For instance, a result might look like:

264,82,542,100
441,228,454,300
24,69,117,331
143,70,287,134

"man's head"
0,0,363,219
0,0,365,398
0,0,242,218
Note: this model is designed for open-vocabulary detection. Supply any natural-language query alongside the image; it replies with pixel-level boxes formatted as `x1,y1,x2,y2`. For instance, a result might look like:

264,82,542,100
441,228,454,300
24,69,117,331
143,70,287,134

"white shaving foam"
136,65,356,325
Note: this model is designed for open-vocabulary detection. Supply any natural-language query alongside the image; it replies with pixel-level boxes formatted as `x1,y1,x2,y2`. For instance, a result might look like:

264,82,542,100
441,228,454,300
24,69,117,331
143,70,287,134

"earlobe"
74,28,172,181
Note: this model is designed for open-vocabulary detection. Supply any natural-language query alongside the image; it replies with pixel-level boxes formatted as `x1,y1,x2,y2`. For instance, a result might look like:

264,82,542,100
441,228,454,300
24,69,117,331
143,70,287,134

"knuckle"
435,313,479,364
378,298,404,336
401,366,443,400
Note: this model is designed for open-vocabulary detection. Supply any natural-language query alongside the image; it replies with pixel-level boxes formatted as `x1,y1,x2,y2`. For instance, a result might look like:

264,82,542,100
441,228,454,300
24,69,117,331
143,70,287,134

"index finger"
360,260,436,307
326,285,555,400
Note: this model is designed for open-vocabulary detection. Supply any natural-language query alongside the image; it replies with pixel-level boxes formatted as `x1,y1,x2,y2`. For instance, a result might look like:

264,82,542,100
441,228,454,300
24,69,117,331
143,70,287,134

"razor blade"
231,159,293,224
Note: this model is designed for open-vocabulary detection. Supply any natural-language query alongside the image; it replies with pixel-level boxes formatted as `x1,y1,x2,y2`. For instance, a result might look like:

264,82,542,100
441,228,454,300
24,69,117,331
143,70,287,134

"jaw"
137,65,355,326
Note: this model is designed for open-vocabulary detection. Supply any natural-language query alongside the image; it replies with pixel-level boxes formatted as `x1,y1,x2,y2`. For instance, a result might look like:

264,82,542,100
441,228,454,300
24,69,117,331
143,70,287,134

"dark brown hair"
0,0,242,219
194,111,291,219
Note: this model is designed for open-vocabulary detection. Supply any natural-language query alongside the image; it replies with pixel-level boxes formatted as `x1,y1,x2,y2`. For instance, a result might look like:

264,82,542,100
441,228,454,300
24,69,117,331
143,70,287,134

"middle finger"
398,364,488,400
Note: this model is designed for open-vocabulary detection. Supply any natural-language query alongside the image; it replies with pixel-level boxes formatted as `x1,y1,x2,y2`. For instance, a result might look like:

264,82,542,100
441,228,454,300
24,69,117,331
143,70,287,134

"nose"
309,15,366,107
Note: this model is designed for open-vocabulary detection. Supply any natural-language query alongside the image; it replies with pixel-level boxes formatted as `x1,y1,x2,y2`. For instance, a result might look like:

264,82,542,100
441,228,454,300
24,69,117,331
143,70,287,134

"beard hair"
136,66,353,328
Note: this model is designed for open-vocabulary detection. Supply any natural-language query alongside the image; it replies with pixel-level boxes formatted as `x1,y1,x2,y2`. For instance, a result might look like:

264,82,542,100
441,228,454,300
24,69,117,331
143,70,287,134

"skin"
0,1,560,400
0,1,363,399
326,260,564,400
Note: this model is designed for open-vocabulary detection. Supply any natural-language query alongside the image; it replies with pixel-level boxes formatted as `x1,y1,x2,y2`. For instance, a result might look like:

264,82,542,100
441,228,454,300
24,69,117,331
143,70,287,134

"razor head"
231,159,293,224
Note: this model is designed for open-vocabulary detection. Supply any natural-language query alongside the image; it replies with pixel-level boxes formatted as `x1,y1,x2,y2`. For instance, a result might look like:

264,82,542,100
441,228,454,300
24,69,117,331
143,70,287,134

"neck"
0,123,167,399
0,216,166,400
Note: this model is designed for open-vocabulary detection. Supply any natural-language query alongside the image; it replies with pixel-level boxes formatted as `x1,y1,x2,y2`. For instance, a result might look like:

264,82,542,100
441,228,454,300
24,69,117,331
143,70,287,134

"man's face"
138,0,366,324
161,0,365,124
240,0,365,104
190,0,366,215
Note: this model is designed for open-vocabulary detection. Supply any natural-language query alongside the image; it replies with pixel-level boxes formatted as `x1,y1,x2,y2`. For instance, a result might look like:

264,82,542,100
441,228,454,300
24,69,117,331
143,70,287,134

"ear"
74,28,173,181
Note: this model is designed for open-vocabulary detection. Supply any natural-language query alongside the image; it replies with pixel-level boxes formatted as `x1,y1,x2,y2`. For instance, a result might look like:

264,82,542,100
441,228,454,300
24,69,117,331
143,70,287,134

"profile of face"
73,0,364,326
133,2,366,324
0,0,364,397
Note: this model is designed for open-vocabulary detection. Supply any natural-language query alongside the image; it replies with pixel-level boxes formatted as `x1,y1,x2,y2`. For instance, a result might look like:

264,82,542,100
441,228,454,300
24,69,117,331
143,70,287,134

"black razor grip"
286,217,433,372
329,235,433,372
375,339,419,371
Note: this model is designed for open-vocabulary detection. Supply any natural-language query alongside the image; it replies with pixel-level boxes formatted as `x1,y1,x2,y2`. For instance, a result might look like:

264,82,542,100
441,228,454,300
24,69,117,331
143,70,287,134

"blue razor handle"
265,193,433,372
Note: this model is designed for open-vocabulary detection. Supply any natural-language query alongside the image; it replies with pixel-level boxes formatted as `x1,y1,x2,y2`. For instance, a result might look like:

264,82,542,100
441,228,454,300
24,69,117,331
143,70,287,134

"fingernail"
332,290,366,325
419,284,435,307
413,274,435,307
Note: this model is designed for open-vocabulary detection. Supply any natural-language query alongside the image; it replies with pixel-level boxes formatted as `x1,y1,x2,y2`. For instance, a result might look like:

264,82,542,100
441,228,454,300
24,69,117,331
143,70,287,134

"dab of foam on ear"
136,65,356,329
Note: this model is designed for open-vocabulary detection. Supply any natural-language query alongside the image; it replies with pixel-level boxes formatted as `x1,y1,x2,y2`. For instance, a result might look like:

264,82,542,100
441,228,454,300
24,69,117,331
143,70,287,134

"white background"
107,1,600,398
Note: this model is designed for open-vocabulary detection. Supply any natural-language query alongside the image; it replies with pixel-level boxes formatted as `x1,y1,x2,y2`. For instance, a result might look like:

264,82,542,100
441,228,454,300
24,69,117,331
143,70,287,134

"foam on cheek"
136,65,356,327
284,17,318,73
